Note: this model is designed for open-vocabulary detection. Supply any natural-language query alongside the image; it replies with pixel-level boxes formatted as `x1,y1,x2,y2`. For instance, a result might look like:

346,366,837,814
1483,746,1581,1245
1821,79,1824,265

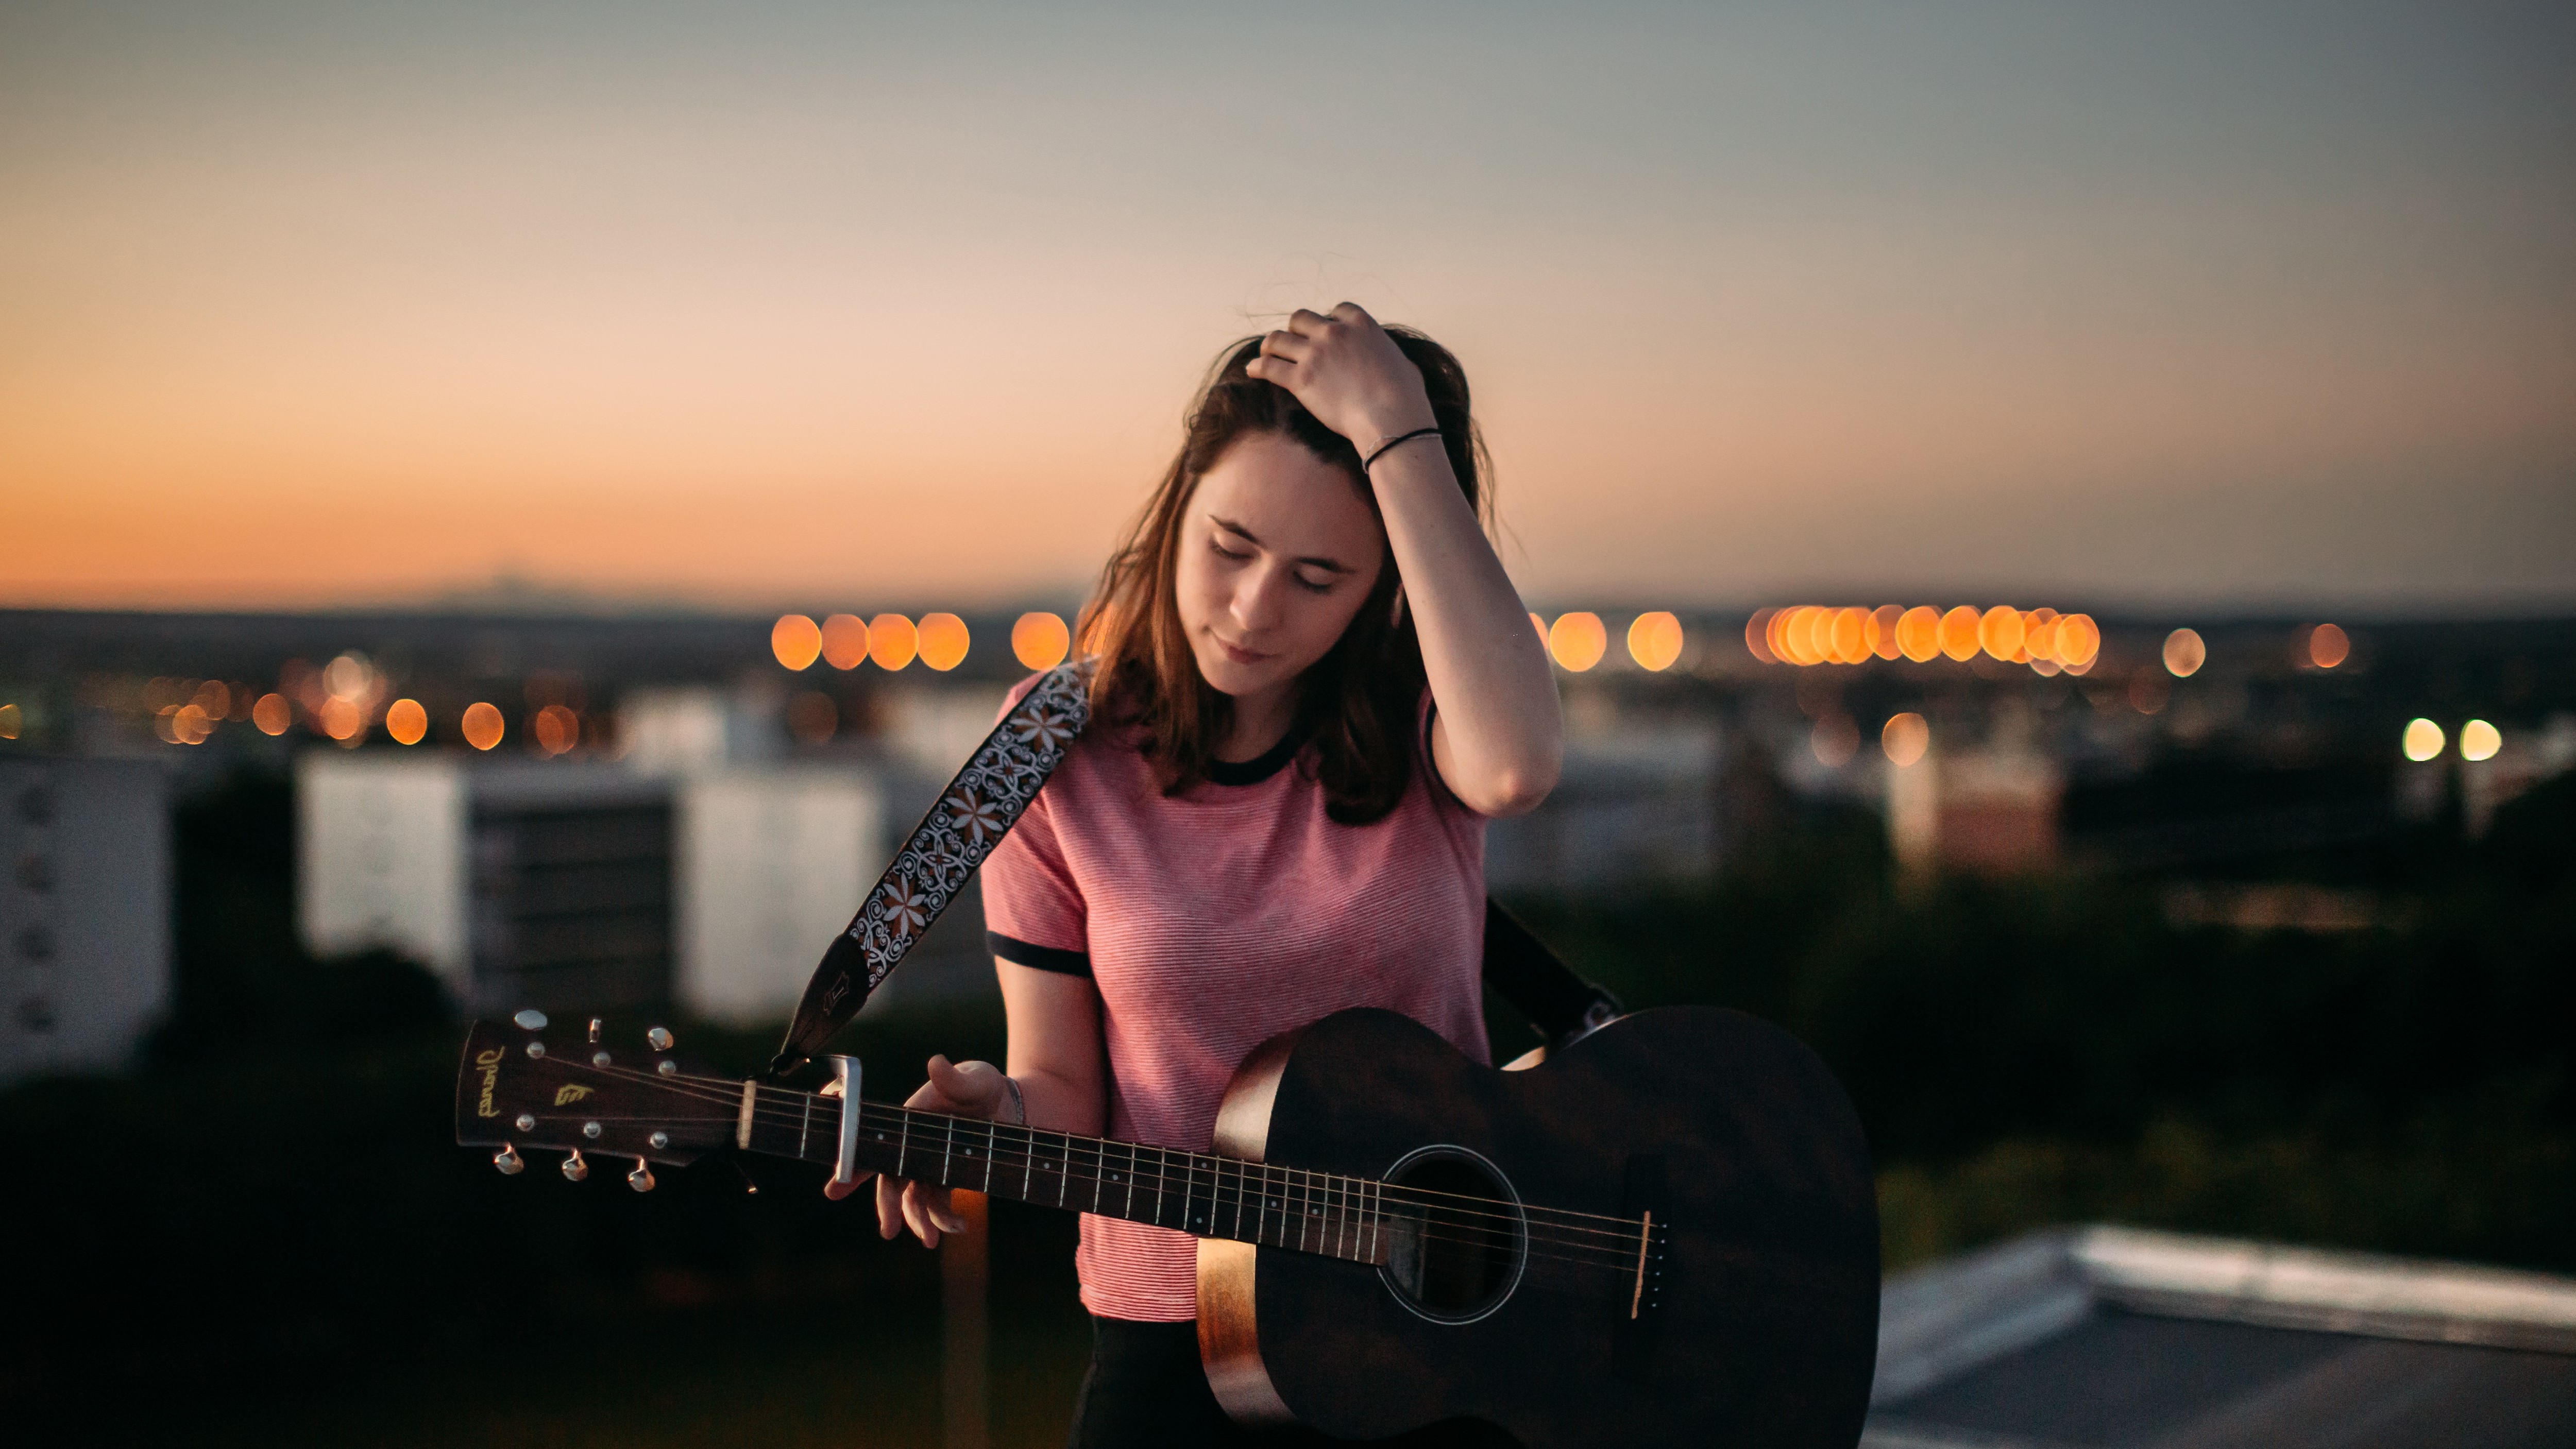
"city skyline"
6,2,2572,615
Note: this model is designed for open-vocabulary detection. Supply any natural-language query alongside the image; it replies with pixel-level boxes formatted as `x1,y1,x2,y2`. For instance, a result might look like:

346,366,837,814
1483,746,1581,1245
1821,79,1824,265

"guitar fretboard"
740,1086,1393,1266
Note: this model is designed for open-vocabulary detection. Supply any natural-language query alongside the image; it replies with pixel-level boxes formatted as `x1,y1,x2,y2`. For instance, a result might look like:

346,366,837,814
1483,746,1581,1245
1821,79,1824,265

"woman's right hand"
827,1053,1012,1248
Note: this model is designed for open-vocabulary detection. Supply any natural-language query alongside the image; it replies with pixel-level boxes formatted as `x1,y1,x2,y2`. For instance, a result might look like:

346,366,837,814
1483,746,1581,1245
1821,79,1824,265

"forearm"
1003,1061,1105,1136
1370,444,1564,814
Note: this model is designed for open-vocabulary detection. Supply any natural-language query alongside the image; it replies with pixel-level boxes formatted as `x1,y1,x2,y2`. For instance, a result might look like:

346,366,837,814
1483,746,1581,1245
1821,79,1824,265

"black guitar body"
1198,1006,1879,1448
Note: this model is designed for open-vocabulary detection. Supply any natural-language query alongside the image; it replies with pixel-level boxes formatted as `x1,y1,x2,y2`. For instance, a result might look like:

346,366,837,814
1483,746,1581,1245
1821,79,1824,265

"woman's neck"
1217,680,1301,763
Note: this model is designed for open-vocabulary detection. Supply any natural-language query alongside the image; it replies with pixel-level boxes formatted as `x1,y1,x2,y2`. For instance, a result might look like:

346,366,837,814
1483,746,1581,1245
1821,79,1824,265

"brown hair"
1078,328,1489,825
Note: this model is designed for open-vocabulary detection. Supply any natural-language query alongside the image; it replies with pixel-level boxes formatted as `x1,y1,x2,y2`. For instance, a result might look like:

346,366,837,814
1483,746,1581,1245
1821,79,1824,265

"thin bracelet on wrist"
1363,425,1442,471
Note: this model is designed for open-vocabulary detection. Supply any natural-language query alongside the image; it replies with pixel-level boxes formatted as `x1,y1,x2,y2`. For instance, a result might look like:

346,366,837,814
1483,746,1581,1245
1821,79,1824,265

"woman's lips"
1214,635,1271,666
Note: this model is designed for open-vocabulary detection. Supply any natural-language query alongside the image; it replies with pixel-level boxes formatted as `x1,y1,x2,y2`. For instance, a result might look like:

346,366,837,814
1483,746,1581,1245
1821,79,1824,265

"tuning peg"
493,1143,524,1174
514,1009,548,1031
628,1158,656,1192
561,1149,589,1182
588,1017,603,1045
647,1026,674,1050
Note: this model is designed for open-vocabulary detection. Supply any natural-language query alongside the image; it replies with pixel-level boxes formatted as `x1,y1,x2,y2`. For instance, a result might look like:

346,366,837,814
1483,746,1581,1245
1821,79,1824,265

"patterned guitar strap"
770,657,1620,1079
771,660,1093,1078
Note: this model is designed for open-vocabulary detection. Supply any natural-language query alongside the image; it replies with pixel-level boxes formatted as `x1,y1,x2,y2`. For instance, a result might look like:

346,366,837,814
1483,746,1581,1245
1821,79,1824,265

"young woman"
834,303,1562,1445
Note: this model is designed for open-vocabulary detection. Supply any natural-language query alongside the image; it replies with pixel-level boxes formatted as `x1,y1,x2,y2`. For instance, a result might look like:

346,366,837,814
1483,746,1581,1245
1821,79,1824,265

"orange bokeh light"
1783,606,1827,666
2056,614,2100,669
868,613,919,671
1869,605,1903,660
821,613,870,670
1743,608,1779,664
386,698,428,745
1831,607,1868,665
2309,623,2350,669
1938,606,1982,661
1549,612,1608,671
319,696,363,743
1013,612,1071,671
534,704,580,756
1627,612,1684,671
2164,627,2206,677
917,613,970,671
1882,711,1930,768
252,693,292,735
1978,606,2025,661
772,614,822,671
461,702,505,751
2022,608,2060,662
1896,606,1942,662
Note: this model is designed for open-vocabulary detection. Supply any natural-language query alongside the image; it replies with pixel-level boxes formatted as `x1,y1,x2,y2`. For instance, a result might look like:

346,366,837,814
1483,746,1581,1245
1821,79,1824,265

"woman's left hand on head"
1245,302,1438,459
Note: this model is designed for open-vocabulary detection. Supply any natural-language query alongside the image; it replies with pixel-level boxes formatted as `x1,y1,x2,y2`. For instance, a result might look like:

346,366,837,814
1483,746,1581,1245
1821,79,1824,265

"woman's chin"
1193,650,1289,700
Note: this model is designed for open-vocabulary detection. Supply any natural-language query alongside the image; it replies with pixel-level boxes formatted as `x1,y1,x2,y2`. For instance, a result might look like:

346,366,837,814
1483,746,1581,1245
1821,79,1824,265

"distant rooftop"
1868,1226,2576,1448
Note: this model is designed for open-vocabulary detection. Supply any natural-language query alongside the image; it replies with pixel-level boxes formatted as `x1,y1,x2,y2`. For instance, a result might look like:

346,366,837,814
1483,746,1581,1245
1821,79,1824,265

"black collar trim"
1207,724,1311,787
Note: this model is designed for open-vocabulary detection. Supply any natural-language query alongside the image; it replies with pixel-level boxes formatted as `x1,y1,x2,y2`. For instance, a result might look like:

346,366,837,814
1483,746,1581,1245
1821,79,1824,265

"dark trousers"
1069,1317,1518,1448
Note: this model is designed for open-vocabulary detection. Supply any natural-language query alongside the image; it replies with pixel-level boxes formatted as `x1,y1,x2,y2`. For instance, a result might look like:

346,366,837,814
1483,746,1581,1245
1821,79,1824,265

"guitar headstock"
455,1013,741,1188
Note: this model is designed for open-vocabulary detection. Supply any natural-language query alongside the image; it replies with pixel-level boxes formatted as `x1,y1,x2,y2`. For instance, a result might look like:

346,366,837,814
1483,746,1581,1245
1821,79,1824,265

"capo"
829,1055,863,1189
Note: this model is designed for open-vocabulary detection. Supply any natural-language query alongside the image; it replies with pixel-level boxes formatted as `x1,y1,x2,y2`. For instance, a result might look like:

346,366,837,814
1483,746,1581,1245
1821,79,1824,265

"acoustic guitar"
456,1003,1880,1446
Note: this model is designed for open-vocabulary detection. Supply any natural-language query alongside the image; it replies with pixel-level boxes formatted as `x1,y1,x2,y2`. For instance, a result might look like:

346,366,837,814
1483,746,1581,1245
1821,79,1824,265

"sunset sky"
5,2,2571,613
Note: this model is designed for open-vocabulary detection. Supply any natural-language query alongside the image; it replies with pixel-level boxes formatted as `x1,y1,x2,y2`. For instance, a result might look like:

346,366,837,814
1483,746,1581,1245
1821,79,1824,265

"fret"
981,1120,997,1192
1178,1149,1195,1231
1091,1137,1106,1214
798,1092,813,1162
1152,1149,1166,1225
1057,1135,1071,1207
1298,1168,1312,1253
1122,1142,1137,1219
940,1116,957,1188
1020,1126,1037,1199
1229,1158,1247,1241
895,1110,911,1178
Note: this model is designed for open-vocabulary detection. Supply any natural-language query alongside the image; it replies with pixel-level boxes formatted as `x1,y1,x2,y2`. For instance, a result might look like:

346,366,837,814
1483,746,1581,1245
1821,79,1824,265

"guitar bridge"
1613,1154,1669,1384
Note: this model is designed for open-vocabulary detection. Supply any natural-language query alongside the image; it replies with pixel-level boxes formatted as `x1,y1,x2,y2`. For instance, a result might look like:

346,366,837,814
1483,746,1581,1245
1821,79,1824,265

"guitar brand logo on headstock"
553,1085,595,1106
474,1047,503,1118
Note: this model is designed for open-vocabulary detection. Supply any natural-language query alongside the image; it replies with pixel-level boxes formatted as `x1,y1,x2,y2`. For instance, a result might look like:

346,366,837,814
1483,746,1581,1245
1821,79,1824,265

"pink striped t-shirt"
979,677,1491,1322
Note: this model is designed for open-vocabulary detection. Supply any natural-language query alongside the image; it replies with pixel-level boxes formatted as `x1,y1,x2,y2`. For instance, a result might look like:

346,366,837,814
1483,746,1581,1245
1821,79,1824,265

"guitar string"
571,1061,1655,1251
570,1059,1658,1254
609,1059,1660,1242
549,1061,1659,1267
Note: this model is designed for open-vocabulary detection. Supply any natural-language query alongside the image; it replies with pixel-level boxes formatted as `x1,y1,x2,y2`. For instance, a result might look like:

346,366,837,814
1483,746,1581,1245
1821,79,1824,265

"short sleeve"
981,675,1091,977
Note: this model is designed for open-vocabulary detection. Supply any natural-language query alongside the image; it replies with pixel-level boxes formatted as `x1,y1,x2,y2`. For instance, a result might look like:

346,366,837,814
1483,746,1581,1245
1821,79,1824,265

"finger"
926,1054,1003,1114
901,1180,943,1248
823,1167,875,1201
922,1183,965,1236
1258,328,1311,361
1331,300,1380,329
1244,354,1299,387
1285,307,1335,336
876,1173,905,1239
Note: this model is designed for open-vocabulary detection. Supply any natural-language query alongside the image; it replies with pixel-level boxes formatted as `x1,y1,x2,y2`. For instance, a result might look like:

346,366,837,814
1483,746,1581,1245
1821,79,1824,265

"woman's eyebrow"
1209,516,1354,573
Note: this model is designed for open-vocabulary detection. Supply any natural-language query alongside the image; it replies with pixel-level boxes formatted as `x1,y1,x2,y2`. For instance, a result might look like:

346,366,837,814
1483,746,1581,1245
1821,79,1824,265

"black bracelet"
1362,426,1443,471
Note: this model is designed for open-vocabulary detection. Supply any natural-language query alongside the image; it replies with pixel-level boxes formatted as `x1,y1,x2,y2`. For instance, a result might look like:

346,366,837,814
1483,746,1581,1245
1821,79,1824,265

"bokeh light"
772,614,822,671
1628,612,1683,672
1013,612,1072,671
171,703,213,745
462,702,505,751
0,703,18,741
2309,623,2350,669
2401,718,2444,762
386,698,428,745
324,653,374,701
821,613,870,670
1743,608,1780,665
252,693,292,735
1870,605,1903,661
1895,606,1941,663
1978,606,2025,661
1810,712,1860,767
1548,612,1608,672
2163,628,2207,677
2130,672,2171,714
319,697,363,743
1882,712,1930,768
869,614,919,671
1782,606,1825,667
2055,615,2101,669
1830,607,1868,665
1938,606,1982,662
787,692,837,744
195,680,233,718
2022,608,2059,663
2460,719,2501,762
533,704,580,756
917,613,971,671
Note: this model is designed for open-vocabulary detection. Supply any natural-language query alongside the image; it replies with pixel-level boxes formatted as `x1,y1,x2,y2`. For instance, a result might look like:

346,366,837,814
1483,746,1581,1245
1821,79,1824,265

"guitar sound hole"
1376,1146,1527,1325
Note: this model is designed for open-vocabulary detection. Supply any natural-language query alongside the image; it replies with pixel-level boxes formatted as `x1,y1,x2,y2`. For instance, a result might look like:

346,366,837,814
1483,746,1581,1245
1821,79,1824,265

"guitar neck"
740,1083,1392,1267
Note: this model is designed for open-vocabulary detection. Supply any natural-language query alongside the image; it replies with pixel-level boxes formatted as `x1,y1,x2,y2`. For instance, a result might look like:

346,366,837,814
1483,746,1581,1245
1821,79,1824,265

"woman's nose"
1230,565,1286,632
